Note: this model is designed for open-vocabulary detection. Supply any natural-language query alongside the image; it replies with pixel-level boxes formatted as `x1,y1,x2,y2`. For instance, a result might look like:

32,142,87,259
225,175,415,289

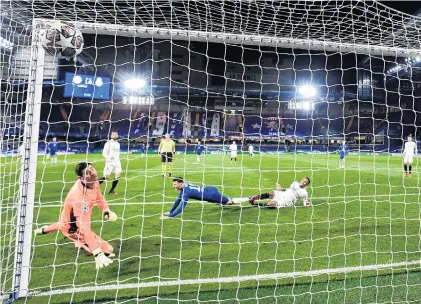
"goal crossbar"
34,19,421,57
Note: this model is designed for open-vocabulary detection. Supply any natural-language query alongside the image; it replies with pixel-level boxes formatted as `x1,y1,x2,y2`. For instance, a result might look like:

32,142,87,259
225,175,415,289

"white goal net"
1,1,421,303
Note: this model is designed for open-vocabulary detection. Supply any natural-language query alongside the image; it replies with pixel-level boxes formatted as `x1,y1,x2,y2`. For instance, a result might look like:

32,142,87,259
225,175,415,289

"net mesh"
1,1,421,303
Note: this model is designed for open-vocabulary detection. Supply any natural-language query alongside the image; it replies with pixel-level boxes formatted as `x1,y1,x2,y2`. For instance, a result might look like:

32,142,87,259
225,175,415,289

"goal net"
2,0,421,303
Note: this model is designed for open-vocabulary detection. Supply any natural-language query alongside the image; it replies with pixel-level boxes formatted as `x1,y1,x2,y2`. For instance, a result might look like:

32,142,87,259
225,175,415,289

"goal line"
25,259,421,298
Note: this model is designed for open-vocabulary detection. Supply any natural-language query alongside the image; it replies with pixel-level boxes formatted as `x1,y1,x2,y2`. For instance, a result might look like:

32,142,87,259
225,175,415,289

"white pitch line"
25,259,421,298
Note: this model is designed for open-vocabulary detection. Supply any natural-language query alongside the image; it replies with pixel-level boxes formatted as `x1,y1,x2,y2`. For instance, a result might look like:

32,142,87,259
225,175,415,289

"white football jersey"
249,145,254,152
403,141,417,156
18,144,25,158
273,181,309,207
229,144,237,151
103,139,120,161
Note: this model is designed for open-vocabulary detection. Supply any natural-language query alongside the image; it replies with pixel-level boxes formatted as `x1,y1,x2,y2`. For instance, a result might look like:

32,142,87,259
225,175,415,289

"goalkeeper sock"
404,165,408,173
110,179,119,193
98,177,106,184
161,163,166,175
251,193,270,201
44,222,60,233
409,165,412,173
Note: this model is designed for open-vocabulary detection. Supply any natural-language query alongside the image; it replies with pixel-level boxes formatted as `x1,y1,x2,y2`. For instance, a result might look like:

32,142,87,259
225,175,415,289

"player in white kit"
229,141,238,163
100,130,121,194
402,135,417,177
248,144,254,157
248,177,312,208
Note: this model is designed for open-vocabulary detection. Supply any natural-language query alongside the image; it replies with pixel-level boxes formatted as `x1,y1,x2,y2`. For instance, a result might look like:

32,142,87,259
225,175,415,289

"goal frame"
38,19,421,57
7,16,421,301
8,20,45,302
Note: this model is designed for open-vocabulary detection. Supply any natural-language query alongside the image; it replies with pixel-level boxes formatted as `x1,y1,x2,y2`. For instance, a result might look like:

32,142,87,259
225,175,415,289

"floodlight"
124,79,146,89
298,85,317,98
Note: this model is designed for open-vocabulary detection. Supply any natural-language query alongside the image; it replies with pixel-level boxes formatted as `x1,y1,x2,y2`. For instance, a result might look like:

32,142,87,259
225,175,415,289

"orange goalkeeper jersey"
59,180,109,235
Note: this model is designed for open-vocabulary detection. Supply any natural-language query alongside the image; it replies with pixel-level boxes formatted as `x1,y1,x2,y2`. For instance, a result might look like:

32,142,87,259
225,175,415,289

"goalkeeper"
248,177,312,208
160,177,234,219
35,162,118,269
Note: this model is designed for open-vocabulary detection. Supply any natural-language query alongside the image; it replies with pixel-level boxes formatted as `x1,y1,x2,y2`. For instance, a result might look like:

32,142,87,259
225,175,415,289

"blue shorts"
196,152,202,156
50,151,57,156
203,186,230,205
340,152,346,159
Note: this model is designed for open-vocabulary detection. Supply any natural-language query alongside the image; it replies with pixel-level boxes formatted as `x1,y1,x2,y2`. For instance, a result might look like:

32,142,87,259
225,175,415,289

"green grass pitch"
2,153,421,303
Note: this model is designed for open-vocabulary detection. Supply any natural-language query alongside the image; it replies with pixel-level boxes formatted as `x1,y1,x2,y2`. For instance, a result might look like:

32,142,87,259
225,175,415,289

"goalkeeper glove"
103,210,118,222
93,248,113,269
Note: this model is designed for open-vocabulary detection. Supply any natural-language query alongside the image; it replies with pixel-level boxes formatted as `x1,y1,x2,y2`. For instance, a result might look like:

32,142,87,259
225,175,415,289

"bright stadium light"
124,78,146,89
298,85,317,98
416,56,421,62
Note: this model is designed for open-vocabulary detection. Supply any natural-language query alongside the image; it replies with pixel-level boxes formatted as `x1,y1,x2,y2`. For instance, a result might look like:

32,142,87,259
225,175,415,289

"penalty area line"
27,259,421,297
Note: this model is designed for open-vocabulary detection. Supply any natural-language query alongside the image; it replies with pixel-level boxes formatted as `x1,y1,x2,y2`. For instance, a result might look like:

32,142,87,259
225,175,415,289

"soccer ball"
41,21,84,58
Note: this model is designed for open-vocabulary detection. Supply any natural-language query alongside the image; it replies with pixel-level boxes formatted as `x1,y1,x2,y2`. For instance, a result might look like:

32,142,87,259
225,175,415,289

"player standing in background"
248,177,312,208
229,141,238,163
48,137,58,164
45,139,50,160
248,144,254,157
17,141,25,159
35,162,118,269
139,142,146,158
160,177,234,219
339,139,348,169
158,133,176,177
100,130,121,195
403,135,417,177
195,141,204,162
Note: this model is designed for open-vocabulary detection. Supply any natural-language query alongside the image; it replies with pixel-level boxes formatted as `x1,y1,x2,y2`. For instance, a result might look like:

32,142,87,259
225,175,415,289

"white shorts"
273,191,294,208
404,155,414,164
230,151,237,158
104,161,122,176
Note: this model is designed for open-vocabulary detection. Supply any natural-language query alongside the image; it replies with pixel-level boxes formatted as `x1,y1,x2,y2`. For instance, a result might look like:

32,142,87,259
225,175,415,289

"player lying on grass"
248,177,312,208
35,162,118,269
160,177,235,219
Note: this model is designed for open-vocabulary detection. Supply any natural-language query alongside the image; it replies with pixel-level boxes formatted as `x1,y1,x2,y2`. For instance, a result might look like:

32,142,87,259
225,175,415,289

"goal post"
2,1,421,303
8,21,45,301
